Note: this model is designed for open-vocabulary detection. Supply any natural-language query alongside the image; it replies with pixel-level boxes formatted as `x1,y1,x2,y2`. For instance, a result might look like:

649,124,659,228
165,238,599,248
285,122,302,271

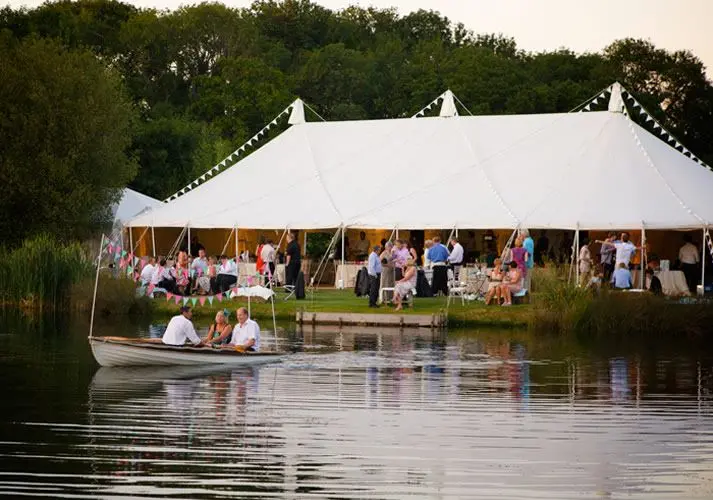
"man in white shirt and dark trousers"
679,233,699,293
162,306,204,347
367,245,382,308
448,236,464,281
230,307,261,351
261,240,276,286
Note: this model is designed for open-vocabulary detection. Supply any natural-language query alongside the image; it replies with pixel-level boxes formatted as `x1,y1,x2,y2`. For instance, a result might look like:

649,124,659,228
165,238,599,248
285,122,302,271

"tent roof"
130,111,713,230
113,188,163,227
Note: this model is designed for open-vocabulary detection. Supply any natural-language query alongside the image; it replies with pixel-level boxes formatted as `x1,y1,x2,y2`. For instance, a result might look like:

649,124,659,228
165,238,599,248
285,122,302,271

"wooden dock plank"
296,311,445,327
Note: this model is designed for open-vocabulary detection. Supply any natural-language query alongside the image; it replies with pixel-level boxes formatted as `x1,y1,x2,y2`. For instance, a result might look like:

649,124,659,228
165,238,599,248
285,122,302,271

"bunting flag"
208,296,214,305
191,297,198,307
163,100,297,202
174,295,181,305
127,265,133,275
134,272,140,281
166,292,174,301
217,293,223,302
199,296,206,306
121,250,127,258
182,297,189,306
147,284,155,295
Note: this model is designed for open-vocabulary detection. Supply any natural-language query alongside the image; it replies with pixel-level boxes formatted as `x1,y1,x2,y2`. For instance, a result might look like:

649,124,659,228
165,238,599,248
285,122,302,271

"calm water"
1,313,713,499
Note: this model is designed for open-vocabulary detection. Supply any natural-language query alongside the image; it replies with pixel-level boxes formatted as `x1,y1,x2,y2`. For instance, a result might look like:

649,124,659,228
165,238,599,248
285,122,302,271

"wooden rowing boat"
89,336,287,367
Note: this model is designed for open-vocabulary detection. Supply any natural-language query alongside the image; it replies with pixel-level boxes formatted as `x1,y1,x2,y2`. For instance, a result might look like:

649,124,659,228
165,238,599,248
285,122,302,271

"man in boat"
162,306,205,347
230,307,260,352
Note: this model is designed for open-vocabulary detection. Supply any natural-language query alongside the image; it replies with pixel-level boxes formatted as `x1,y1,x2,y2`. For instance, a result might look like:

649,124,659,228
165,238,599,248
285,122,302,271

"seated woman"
203,310,233,345
216,255,238,293
156,258,176,293
484,258,505,305
194,256,216,295
171,260,191,296
498,261,523,306
393,258,417,311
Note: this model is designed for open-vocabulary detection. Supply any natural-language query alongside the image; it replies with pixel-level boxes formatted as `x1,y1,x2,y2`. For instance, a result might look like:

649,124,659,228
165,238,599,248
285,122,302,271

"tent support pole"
640,226,646,290
151,225,156,256
340,226,346,289
235,226,239,261
304,231,307,258
271,292,278,351
575,227,580,286
702,228,708,295
220,228,235,257
395,228,399,240
128,226,133,259
88,234,105,340
187,226,191,257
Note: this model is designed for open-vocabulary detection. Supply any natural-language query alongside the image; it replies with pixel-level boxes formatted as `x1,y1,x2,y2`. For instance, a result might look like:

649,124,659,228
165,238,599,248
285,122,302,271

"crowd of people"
138,232,302,296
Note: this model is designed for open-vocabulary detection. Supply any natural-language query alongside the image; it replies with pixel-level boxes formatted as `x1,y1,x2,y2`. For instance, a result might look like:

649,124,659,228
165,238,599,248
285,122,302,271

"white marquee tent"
130,87,713,232
113,188,162,229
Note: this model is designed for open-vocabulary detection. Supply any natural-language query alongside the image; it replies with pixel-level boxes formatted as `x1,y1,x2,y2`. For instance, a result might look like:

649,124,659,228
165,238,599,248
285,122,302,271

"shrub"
69,273,152,317
529,266,593,334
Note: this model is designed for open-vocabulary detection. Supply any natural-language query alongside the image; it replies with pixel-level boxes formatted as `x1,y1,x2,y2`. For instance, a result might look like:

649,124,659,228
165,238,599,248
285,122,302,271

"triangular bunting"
191,297,198,307
216,293,223,302
182,297,189,306
208,296,214,305
174,295,181,304
199,296,206,306
583,104,591,111
166,292,174,301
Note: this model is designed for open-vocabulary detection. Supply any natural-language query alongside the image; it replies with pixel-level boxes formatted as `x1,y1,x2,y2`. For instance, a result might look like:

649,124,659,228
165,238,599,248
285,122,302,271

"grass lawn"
150,289,532,328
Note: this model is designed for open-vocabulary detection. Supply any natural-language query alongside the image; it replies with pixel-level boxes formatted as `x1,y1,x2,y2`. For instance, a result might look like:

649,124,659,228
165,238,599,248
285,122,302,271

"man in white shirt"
448,236,464,281
679,233,699,292
216,255,238,292
140,257,156,285
260,240,276,285
162,307,204,347
230,307,261,351
191,248,209,275
598,232,638,268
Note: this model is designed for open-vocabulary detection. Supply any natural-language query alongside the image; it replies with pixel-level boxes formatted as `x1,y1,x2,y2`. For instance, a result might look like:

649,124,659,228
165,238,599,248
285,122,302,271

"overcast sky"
6,0,712,76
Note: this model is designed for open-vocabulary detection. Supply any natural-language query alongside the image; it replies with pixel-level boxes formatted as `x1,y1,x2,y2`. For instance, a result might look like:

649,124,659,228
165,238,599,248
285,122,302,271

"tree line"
1,0,712,245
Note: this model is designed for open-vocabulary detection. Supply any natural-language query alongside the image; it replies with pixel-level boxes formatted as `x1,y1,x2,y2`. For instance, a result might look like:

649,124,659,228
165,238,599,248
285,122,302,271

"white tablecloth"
631,270,690,296
237,263,285,286
335,263,365,288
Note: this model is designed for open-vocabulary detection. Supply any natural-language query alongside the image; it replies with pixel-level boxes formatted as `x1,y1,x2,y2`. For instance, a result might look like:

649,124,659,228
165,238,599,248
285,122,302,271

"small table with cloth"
631,270,690,296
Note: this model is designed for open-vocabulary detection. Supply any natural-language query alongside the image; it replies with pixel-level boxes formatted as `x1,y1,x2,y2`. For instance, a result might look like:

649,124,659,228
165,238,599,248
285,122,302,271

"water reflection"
1,315,713,498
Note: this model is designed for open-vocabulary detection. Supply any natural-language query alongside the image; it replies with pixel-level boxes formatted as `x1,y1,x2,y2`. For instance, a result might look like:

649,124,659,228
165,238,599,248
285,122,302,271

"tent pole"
271,292,278,351
395,228,399,240
575,227,580,286
640,226,646,290
702,228,707,296
220,227,234,257
88,234,105,340
340,225,346,289
187,225,191,257
235,226,239,261
129,225,134,258
151,225,156,257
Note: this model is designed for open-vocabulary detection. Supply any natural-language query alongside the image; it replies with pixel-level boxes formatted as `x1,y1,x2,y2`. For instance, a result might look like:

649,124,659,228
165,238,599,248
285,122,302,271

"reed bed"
0,234,91,310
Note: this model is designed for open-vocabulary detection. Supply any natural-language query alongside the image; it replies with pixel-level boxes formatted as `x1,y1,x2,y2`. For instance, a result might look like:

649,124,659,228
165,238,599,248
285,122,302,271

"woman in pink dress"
510,236,529,278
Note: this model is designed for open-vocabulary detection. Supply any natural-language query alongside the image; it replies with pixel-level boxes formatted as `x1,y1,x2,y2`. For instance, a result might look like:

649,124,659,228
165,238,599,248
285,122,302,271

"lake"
1,311,712,499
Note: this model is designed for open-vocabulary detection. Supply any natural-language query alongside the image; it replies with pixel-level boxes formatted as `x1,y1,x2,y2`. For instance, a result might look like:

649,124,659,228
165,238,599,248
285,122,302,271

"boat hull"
89,337,286,367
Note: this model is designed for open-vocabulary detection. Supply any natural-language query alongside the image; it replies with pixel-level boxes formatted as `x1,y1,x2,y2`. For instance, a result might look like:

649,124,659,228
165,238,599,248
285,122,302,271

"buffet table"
630,269,690,296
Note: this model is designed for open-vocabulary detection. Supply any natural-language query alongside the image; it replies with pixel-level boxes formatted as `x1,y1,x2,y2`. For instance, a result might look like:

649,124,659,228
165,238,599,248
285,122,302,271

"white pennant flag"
583,104,591,111
200,174,206,181
646,115,653,122
653,124,661,130
271,119,277,126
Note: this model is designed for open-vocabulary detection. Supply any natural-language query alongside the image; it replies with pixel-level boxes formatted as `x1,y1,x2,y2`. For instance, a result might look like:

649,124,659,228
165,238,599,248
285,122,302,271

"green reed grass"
0,234,92,310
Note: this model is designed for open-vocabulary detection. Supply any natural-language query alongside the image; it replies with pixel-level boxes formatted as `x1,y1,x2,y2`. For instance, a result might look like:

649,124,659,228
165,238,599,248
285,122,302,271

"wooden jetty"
296,311,446,328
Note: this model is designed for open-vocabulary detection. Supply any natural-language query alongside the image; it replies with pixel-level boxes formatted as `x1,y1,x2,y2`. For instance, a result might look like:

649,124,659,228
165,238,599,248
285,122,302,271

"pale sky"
6,0,712,76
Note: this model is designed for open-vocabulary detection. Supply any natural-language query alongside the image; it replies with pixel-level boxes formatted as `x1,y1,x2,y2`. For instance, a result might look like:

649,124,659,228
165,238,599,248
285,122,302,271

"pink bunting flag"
134,272,140,281
174,295,181,305
147,284,155,295
247,276,254,286
166,292,174,301
107,243,113,254
199,296,206,306
216,293,223,302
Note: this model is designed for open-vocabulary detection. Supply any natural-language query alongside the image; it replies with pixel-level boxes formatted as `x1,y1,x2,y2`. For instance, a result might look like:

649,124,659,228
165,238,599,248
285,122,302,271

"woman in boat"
203,310,233,345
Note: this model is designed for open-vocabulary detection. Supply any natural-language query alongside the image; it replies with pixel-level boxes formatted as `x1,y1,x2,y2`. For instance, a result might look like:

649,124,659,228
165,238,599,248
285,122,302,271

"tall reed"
529,266,593,334
0,234,91,309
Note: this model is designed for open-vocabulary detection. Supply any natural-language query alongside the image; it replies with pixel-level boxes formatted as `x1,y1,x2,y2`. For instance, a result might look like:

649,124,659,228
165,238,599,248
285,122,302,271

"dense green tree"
0,35,137,245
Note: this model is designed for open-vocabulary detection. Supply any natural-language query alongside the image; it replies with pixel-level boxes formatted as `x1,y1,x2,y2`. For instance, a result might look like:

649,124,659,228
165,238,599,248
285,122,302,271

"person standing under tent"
392,240,409,281
448,236,464,281
255,236,265,281
367,245,382,308
520,229,535,270
423,239,433,268
162,306,204,347
355,231,370,261
599,232,617,280
429,236,450,296
261,239,276,286
579,237,593,287
598,232,638,269
678,233,699,293
285,232,301,287
230,307,261,352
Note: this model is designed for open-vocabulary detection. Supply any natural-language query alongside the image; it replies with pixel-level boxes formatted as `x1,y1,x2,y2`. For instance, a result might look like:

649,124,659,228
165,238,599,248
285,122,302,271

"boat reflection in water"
76,325,713,498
